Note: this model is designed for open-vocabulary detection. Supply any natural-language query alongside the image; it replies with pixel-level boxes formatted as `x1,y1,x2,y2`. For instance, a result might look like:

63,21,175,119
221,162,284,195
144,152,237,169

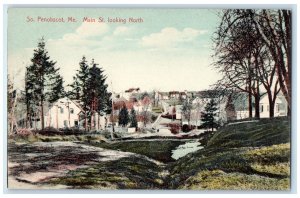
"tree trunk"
41,99,44,130
248,91,253,118
287,106,291,116
254,95,260,119
254,81,260,119
267,91,275,118
269,102,275,118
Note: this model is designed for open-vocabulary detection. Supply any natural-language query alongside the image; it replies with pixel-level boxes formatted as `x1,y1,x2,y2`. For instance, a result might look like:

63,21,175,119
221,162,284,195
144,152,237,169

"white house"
44,97,84,129
259,94,287,118
235,93,288,119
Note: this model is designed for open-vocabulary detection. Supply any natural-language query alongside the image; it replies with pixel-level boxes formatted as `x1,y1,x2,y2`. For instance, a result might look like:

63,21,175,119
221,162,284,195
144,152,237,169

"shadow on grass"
44,155,165,189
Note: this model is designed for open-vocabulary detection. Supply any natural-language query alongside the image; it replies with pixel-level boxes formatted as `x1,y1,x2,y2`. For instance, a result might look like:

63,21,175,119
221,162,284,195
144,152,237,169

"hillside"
207,117,290,148
167,117,291,190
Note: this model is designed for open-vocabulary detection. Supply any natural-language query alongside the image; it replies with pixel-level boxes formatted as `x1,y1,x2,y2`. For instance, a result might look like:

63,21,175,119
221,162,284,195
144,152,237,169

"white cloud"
113,26,132,36
48,22,110,47
140,27,207,48
76,22,109,38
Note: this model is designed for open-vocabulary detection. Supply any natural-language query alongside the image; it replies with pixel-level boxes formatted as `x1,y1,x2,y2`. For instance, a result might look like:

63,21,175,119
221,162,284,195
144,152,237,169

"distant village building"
122,88,140,100
169,91,180,99
44,97,84,129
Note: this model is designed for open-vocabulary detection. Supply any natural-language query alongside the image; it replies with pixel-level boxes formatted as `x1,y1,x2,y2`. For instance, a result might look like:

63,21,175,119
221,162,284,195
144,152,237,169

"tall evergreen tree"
25,38,65,129
201,99,219,132
118,105,129,127
68,76,81,100
69,57,112,131
129,108,137,128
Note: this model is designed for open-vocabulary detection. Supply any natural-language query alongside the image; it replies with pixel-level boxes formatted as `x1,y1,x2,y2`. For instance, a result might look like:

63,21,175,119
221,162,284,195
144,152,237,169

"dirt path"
8,141,164,189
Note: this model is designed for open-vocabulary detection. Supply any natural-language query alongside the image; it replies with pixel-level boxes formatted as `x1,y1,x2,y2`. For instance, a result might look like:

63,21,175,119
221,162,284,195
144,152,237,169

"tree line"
24,38,111,131
213,9,291,118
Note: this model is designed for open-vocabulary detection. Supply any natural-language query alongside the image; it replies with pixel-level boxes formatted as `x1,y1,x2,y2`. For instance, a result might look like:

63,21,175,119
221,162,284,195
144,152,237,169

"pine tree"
69,57,112,131
200,99,219,132
118,105,129,127
68,76,81,100
25,38,65,130
129,108,138,128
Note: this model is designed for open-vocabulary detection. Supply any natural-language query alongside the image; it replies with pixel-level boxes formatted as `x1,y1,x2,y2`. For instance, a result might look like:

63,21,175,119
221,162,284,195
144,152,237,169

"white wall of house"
259,95,287,118
133,102,152,113
44,97,82,129
236,94,287,119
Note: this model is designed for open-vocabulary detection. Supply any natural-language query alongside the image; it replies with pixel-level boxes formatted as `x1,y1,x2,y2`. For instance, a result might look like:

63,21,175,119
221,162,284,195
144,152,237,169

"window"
70,108,74,114
261,105,264,112
277,104,280,112
60,107,64,114
267,105,269,111
74,120,78,126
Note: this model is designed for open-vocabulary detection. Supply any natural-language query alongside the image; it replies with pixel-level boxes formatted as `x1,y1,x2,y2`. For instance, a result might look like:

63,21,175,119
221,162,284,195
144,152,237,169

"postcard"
6,7,292,190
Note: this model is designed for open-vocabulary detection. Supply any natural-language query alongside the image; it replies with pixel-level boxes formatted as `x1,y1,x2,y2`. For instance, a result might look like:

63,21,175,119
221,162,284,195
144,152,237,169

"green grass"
86,140,184,163
207,117,290,148
152,106,164,113
179,169,289,190
45,155,165,189
11,134,107,144
11,117,291,190
167,117,291,190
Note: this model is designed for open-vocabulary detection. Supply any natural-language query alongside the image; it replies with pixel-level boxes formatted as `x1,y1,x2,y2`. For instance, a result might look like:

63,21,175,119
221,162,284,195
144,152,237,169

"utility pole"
111,81,115,140
65,99,71,128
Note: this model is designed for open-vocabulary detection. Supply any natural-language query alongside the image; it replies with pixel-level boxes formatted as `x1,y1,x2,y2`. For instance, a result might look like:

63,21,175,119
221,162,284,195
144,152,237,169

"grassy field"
9,117,291,190
86,140,184,163
45,155,166,189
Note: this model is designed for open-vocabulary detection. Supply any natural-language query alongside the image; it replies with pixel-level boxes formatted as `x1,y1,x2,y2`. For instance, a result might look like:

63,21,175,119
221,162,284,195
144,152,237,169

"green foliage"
67,57,112,129
118,106,129,127
129,108,138,128
25,38,65,129
200,99,219,131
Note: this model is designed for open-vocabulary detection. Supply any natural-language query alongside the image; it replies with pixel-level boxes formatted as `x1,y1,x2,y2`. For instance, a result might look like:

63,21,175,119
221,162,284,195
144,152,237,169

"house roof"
169,91,180,95
125,88,140,93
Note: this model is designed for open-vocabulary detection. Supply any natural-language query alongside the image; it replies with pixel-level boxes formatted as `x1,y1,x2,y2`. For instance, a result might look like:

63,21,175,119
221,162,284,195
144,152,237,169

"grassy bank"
167,117,291,190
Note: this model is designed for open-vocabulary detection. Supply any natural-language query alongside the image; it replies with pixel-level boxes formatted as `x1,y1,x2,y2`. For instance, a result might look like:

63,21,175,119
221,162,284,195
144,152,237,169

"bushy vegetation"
11,133,107,144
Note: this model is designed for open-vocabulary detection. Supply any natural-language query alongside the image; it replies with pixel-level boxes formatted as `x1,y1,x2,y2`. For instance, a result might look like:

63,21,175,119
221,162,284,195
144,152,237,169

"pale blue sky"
8,8,222,92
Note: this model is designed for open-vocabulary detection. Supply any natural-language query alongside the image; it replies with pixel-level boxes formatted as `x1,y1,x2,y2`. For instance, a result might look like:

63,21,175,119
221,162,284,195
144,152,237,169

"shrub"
15,128,33,137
